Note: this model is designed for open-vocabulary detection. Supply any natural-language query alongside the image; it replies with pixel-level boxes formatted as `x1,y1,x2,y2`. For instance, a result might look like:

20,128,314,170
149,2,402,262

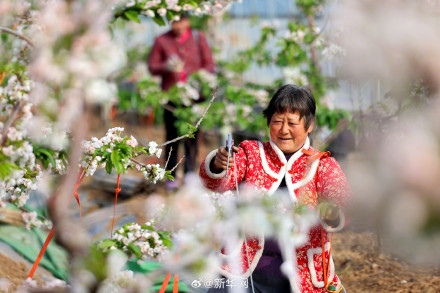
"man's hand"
211,146,240,173
317,202,340,222
166,55,184,72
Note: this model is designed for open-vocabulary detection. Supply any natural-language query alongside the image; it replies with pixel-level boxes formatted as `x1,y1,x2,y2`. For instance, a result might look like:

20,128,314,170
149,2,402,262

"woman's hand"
317,202,340,222
166,55,184,72
211,146,240,173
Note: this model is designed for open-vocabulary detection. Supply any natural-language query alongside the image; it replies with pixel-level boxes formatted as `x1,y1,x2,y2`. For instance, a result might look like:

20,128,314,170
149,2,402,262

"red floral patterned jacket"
199,137,351,293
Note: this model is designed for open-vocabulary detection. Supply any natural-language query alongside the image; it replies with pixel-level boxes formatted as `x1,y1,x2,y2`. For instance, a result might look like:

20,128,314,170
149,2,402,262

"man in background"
148,13,215,191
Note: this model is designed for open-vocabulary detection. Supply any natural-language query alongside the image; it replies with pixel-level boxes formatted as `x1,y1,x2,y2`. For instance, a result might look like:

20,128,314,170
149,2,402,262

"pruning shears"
223,133,256,293
225,133,233,178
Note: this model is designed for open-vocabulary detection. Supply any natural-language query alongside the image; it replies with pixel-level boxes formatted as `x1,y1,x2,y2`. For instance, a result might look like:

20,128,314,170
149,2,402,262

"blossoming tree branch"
0,0,224,222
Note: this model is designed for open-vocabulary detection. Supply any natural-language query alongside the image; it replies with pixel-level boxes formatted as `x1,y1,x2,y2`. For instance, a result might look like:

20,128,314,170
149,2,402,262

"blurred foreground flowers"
330,0,440,263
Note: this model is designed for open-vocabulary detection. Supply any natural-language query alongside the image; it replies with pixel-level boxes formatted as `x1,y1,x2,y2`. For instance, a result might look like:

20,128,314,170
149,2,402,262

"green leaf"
184,123,197,138
105,160,113,174
124,10,141,23
141,225,155,231
158,231,170,238
84,246,108,281
161,238,173,249
111,149,124,174
165,10,174,21
157,231,173,248
0,162,20,180
117,144,130,154
115,162,124,174
59,151,68,167
37,148,56,169
328,114,338,130
126,259,161,273
188,124,197,133
187,1,198,8
304,33,315,44
99,239,117,249
152,15,166,26
110,149,119,165
127,243,142,258
316,109,327,127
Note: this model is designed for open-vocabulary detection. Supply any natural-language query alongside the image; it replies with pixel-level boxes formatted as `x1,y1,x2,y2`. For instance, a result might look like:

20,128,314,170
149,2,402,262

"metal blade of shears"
225,133,233,178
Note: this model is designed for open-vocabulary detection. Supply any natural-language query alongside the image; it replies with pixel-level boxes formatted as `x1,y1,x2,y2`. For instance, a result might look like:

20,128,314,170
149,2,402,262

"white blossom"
106,222,169,261
148,141,158,155
183,4,193,11
157,8,167,16
126,0,136,7
143,9,155,17
322,43,346,60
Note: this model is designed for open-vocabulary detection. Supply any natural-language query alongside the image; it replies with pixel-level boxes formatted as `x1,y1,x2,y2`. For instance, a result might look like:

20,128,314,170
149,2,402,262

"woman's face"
171,18,190,37
269,111,313,154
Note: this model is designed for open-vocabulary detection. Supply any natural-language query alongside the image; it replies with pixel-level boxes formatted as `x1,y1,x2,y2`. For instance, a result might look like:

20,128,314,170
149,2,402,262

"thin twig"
158,132,188,148
194,86,219,129
164,147,172,169
18,206,50,223
130,153,184,173
0,26,34,47
130,157,145,167
159,86,219,148
170,155,185,172
164,104,175,113
130,157,168,170
0,100,26,146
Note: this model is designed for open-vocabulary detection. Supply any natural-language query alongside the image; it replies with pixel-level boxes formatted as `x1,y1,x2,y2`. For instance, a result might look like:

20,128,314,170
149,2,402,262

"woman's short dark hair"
262,84,316,129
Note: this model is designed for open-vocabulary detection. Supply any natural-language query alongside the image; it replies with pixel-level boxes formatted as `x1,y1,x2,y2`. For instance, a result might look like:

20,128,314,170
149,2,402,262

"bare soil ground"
0,252,29,290
333,231,440,293
0,252,46,292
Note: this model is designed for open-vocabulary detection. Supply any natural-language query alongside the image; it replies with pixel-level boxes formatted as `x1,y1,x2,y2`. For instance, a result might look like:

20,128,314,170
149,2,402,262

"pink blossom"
126,136,138,147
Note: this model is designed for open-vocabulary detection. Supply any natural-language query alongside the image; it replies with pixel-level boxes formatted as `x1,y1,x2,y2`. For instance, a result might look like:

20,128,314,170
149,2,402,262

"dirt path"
333,231,440,293
0,252,47,292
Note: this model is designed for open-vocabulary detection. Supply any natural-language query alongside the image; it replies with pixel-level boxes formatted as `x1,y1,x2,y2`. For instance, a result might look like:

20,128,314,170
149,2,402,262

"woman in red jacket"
200,84,351,293
148,13,215,190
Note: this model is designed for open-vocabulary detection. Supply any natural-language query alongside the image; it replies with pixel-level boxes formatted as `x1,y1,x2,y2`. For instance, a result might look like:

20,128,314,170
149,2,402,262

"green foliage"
215,3,348,131
0,159,20,180
127,243,142,258
114,0,348,139
33,144,68,171
97,222,173,260
153,15,167,26
0,33,30,75
296,0,326,16
113,0,221,26
189,14,211,31
87,133,152,175
84,245,109,282
315,107,350,130
124,10,141,23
